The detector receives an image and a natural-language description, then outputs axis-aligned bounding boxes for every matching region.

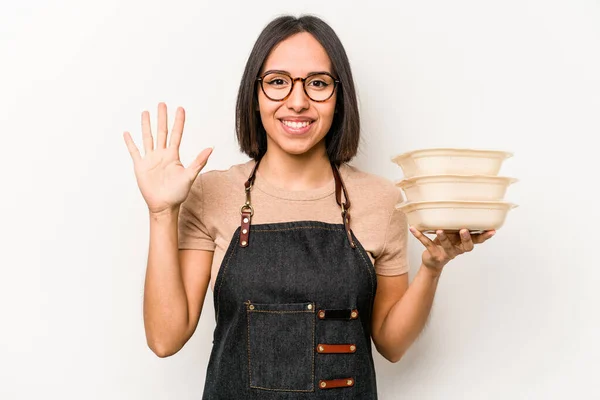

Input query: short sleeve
[178,174,216,251]
[374,192,410,276]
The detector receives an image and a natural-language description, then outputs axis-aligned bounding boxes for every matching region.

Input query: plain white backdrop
[1,0,599,398]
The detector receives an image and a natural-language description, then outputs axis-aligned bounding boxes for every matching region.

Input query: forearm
[143,208,189,356]
[376,265,442,362]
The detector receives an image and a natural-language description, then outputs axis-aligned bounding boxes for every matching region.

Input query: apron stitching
[354,239,376,299]
[246,308,252,388]
[312,308,316,391]
[246,305,317,393]
[247,310,314,314]
[251,226,343,233]
[352,238,379,391]
[249,386,314,392]
[215,229,240,324]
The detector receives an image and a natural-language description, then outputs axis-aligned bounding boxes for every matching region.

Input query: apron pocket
[245,301,315,392]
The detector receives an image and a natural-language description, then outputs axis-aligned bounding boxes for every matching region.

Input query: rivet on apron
[317,309,358,320]
[241,241,247,246]
[243,218,249,224]
[318,378,355,389]
[316,344,357,353]
[307,304,313,310]
[248,304,254,310]
[242,229,247,234]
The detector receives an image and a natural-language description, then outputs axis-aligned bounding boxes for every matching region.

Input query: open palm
[410,227,496,274]
[123,103,212,214]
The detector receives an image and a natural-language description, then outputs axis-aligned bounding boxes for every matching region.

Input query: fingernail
[409,226,416,233]
[460,230,469,237]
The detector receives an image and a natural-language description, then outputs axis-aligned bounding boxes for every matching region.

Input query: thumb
[186,147,213,180]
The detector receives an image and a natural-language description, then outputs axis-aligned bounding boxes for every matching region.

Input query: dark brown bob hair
[235,14,360,164]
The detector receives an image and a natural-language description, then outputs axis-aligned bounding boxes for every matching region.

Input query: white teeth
[282,120,311,129]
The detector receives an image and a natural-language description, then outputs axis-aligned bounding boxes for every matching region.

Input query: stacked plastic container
[391,148,518,234]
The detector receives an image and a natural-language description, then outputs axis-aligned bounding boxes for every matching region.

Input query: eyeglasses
[257,70,340,102]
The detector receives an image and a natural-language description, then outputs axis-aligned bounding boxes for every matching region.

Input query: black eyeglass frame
[256,70,340,102]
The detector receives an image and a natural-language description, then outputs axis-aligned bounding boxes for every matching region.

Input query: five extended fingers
[124,103,193,164]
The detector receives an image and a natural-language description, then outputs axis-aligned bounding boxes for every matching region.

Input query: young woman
[123,14,494,399]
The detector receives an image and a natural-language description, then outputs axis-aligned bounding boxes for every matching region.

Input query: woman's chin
[265,129,328,158]
[271,139,324,157]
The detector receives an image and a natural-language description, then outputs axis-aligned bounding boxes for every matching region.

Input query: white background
[1,0,599,399]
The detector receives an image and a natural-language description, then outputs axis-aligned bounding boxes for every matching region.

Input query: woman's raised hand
[123,103,213,215]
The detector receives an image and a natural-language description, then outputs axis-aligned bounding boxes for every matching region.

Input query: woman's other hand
[123,103,213,215]
[409,227,496,275]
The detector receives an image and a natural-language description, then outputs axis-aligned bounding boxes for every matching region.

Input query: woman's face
[257,32,337,158]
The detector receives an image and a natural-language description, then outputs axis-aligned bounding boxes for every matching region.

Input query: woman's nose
[285,80,310,112]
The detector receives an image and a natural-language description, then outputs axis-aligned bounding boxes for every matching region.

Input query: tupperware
[396,174,518,202]
[395,200,518,234]
[391,148,513,179]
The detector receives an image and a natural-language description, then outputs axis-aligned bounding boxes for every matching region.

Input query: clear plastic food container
[395,200,518,234]
[396,174,518,202]
[391,148,513,179]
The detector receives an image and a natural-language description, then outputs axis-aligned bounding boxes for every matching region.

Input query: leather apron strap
[239,158,356,249]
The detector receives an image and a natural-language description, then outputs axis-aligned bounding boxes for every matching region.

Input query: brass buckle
[240,204,254,217]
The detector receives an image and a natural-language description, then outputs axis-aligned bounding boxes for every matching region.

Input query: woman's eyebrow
[262,69,333,76]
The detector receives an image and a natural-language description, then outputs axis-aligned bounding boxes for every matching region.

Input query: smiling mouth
[280,120,314,129]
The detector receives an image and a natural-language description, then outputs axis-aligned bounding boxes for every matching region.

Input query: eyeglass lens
[261,72,335,101]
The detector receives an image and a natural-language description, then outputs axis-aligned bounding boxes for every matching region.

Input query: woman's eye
[268,79,287,86]
[308,80,328,88]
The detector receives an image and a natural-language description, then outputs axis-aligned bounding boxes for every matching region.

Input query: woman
[123,14,494,399]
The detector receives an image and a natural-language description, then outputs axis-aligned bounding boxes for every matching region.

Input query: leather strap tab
[316,344,357,354]
[319,378,355,389]
[239,158,261,248]
[317,309,359,320]
[239,210,251,247]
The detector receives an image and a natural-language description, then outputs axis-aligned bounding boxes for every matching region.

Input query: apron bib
[202,160,379,399]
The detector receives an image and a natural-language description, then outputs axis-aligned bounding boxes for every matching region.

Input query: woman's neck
[257,146,333,191]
